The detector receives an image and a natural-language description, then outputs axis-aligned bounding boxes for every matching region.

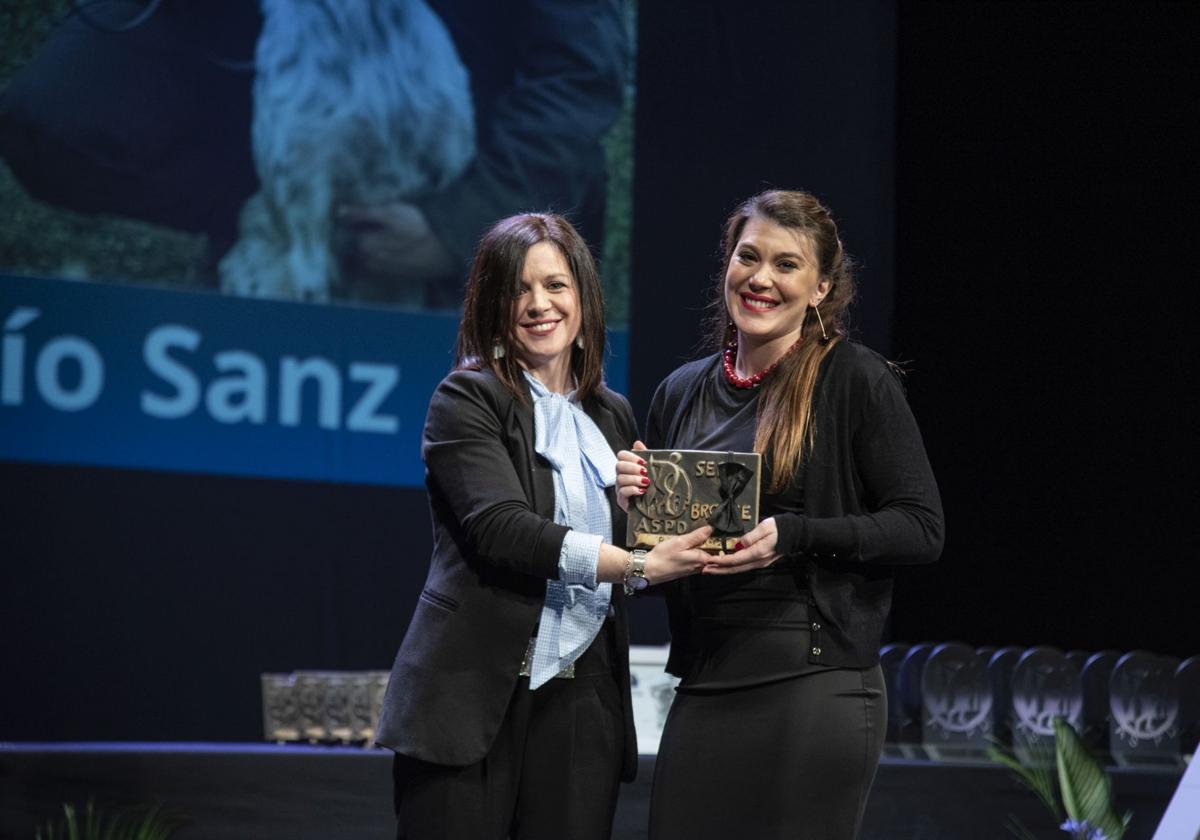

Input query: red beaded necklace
[722,336,804,389]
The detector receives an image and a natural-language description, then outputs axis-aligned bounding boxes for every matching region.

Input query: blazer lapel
[583,394,631,547]
[511,380,557,521]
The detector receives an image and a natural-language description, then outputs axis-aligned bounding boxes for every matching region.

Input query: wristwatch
[623,549,649,596]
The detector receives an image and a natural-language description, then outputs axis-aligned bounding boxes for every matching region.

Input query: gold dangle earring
[814,305,830,344]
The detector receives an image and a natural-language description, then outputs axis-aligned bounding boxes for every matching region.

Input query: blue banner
[0,275,629,487]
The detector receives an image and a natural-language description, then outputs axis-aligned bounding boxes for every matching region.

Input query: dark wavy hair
[708,190,858,492]
[455,213,606,400]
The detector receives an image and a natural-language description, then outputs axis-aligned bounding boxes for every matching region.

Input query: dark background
[3,0,1198,741]
[888,0,1198,657]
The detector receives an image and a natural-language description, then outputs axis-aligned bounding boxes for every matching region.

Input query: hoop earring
[814,305,830,344]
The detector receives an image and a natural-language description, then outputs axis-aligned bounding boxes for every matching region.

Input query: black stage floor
[0,743,1182,839]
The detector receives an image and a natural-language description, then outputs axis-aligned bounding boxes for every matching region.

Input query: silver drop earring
[576,334,585,350]
[493,341,506,359]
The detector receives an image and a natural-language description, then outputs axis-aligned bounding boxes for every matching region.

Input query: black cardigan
[645,340,944,673]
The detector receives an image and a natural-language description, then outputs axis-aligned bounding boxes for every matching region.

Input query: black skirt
[649,664,887,840]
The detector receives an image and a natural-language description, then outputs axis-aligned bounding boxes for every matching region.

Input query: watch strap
[623,549,649,595]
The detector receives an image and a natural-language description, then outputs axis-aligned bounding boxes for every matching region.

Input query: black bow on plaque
[705,461,754,535]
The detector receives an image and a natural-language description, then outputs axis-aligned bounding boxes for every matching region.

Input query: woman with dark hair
[374,212,712,840]
[616,190,944,839]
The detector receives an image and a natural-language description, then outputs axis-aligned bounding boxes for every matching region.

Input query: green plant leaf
[1054,717,1125,840]
[84,799,103,840]
[34,798,183,840]
[1003,813,1041,840]
[1016,728,1063,819]
[63,802,78,840]
[134,803,176,840]
[988,738,1061,820]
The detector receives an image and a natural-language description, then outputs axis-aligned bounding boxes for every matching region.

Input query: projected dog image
[218,0,475,304]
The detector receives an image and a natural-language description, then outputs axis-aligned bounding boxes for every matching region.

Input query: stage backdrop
[1,0,636,741]
[7,0,1196,750]
[4,0,904,743]
[0,0,634,488]
[9,0,1196,750]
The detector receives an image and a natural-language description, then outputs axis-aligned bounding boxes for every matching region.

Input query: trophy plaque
[626,450,761,552]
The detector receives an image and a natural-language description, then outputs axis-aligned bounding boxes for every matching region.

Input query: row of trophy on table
[883,641,1200,765]
[260,646,1200,761]
[261,670,389,745]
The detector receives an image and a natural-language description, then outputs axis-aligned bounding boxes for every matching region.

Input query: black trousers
[649,665,887,840]
[393,625,624,840]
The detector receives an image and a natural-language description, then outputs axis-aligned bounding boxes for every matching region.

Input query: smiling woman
[455,213,609,402]
[373,212,714,840]
[612,189,944,840]
[510,240,582,391]
[724,215,830,377]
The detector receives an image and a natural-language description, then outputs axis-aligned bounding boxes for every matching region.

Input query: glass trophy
[260,672,300,743]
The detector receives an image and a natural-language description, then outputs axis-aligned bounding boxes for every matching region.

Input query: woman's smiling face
[510,240,581,375]
[724,215,830,354]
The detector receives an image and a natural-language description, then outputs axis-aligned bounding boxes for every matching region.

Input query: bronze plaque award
[627,450,761,551]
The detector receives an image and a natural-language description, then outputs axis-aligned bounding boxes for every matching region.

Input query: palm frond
[1003,813,1041,840]
[1054,718,1125,840]
[988,738,1062,820]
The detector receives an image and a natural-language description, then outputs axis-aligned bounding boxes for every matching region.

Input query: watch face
[631,575,649,591]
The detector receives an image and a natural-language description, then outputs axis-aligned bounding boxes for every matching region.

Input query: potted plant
[34,797,182,840]
[988,717,1130,840]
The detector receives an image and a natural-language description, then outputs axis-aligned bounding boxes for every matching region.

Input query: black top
[670,361,827,690]
[646,340,944,677]
[673,359,804,522]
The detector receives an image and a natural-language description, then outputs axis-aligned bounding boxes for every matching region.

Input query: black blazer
[375,368,639,781]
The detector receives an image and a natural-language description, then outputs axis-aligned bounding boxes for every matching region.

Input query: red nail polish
[641,477,650,485]
[640,468,647,476]
[637,459,645,466]
[639,488,646,494]
[734,542,744,551]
